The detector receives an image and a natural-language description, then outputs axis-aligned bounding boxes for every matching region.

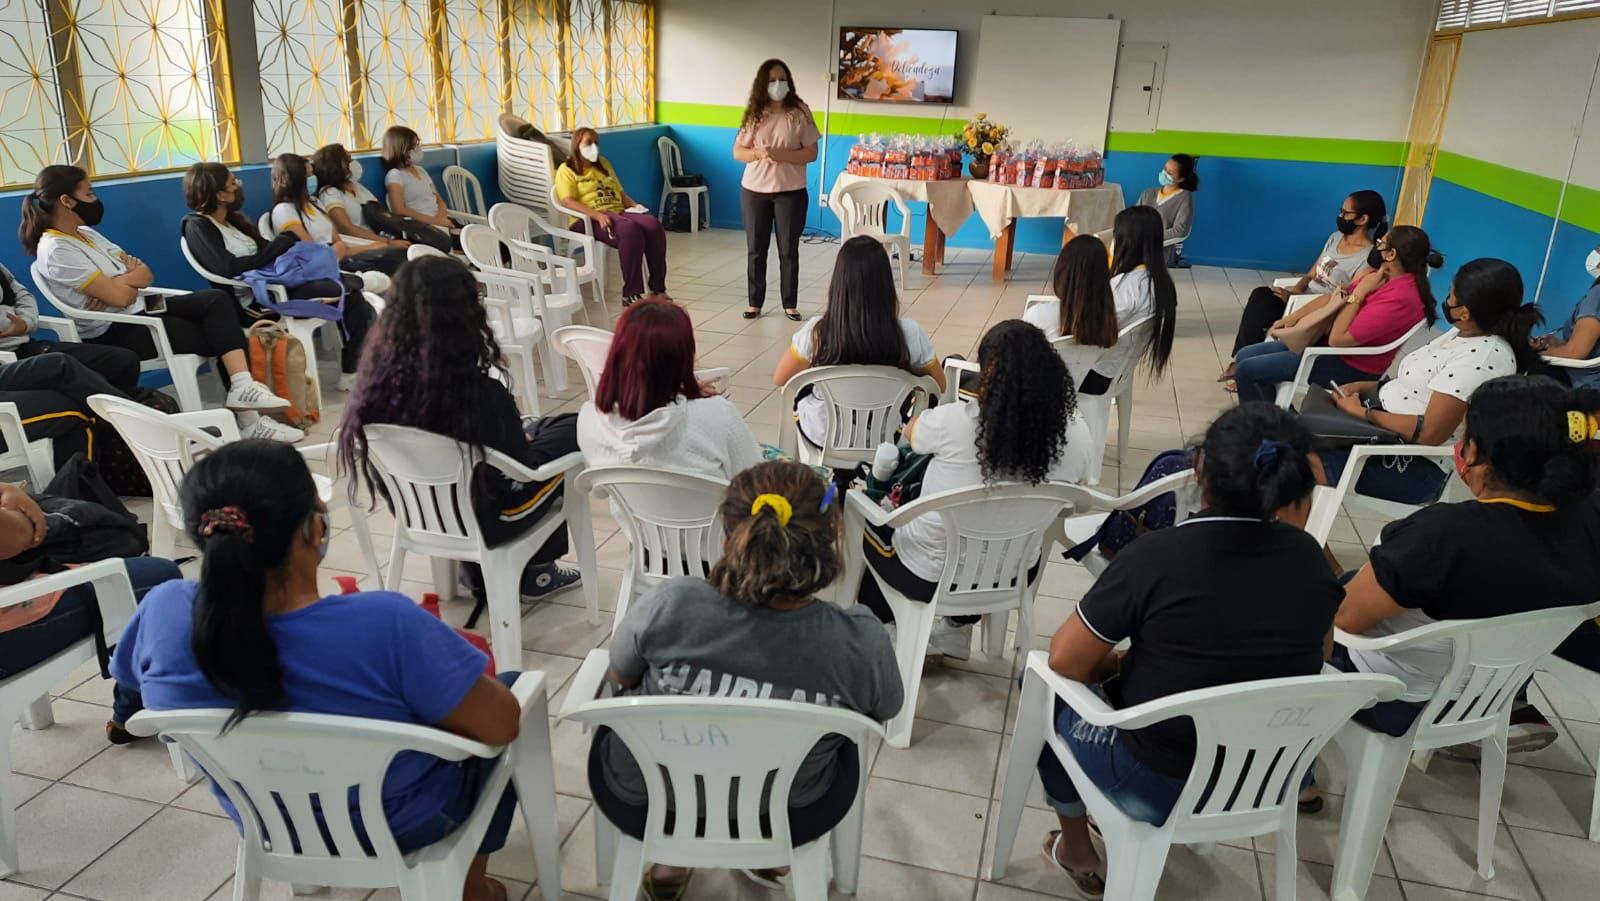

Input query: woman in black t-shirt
[1037,403,1341,897]
[1305,375,1600,791]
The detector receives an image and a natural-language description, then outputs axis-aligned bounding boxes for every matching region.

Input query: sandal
[1222,380,1237,394]
[784,309,802,322]
[641,868,693,900]
[737,867,789,890]
[1216,362,1237,382]
[622,295,642,307]
[1041,831,1106,899]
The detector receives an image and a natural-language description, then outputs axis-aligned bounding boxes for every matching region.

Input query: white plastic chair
[441,165,489,226]
[835,181,911,290]
[1537,652,1600,842]
[495,118,557,216]
[548,324,730,402]
[462,223,590,394]
[179,236,345,408]
[1053,469,1199,579]
[1300,444,1466,547]
[575,465,728,630]
[1329,602,1600,899]
[656,136,709,232]
[0,559,139,876]
[358,423,597,664]
[991,650,1405,901]
[777,365,937,470]
[548,187,616,305]
[839,482,1084,748]
[1272,318,1427,408]
[29,262,206,412]
[488,202,607,310]
[468,266,545,418]
[1541,352,1600,376]
[1017,296,1116,389]
[0,401,55,487]
[86,394,381,579]
[126,672,564,901]
[559,649,885,901]
[1077,314,1156,487]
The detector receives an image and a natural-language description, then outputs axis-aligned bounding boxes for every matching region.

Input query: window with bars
[0,0,236,188]
[1436,0,1600,31]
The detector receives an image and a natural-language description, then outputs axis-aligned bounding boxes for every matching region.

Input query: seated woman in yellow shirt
[553,127,669,307]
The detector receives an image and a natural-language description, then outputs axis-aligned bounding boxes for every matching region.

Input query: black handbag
[1297,386,1403,450]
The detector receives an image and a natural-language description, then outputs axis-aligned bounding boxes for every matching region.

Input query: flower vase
[969,157,990,180]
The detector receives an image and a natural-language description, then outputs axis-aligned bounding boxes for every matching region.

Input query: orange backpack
[245,320,320,427]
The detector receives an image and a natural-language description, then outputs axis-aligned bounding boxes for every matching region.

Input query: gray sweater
[1136,186,1194,245]
[0,264,40,352]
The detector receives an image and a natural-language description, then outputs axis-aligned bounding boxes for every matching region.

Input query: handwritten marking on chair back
[655,721,732,747]
[1266,706,1315,729]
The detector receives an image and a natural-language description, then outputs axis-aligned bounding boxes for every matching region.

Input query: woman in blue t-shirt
[111,440,522,901]
[1532,245,1600,388]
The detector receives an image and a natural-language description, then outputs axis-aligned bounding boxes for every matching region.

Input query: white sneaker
[225,379,290,411]
[358,271,391,294]
[337,372,357,392]
[928,617,973,660]
[239,413,304,443]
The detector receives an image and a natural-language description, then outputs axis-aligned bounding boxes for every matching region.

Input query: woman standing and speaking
[734,58,820,321]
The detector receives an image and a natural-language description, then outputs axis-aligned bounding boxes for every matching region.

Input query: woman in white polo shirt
[733,58,820,321]
[267,154,407,279]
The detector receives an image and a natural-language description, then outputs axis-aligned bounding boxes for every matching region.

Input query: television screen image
[837,27,958,104]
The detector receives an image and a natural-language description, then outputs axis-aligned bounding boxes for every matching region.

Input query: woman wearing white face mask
[1135,153,1198,268]
[380,125,455,235]
[1532,246,1600,389]
[554,127,669,307]
[733,58,820,321]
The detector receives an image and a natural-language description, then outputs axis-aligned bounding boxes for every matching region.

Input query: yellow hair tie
[1568,411,1600,444]
[750,493,793,527]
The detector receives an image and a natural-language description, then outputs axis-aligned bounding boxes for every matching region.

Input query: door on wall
[1395,34,1461,226]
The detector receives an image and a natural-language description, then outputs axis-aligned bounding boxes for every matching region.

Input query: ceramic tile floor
[7,227,1598,900]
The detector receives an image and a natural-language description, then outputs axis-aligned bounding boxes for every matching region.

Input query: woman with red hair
[577,300,762,479]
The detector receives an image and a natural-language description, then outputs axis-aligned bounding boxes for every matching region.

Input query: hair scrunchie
[1253,438,1292,475]
[1567,411,1600,445]
[198,506,254,543]
[750,493,793,527]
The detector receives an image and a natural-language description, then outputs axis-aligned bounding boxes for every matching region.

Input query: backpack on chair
[245,320,320,427]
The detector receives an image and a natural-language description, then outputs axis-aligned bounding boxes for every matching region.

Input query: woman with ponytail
[593,460,901,896]
[1297,375,1600,787]
[109,440,524,901]
[1035,403,1341,897]
[1084,205,1178,395]
[858,320,1094,659]
[1319,257,1542,503]
[1222,189,1388,376]
[1231,224,1437,403]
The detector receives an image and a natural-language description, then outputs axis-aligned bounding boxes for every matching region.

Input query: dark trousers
[0,353,130,466]
[89,289,246,362]
[284,274,374,373]
[341,246,409,277]
[1,556,182,723]
[582,212,667,298]
[14,340,140,395]
[1233,286,1289,357]
[1556,619,1600,672]
[742,188,807,310]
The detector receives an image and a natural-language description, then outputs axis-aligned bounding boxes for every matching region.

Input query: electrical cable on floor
[801,228,839,245]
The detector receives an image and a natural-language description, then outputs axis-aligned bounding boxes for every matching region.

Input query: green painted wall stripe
[1433,151,1564,219]
[1557,181,1600,234]
[656,101,1405,167]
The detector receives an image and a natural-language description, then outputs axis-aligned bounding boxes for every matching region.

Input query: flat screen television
[837,27,958,104]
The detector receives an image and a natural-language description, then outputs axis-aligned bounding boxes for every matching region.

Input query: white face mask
[580,143,600,163]
[767,80,790,102]
[349,159,364,181]
[1587,249,1600,279]
[406,149,422,167]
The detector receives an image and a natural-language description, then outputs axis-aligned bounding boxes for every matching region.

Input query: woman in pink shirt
[1233,226,1439,403]
[734,58,821,321]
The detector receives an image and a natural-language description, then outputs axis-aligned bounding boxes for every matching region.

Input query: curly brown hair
[708,461,840,608]
[740,58,805,131]
[974,320,1076,485]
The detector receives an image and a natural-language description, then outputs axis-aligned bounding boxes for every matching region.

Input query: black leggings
[14,339,139,395]
[0,353,129,465]
[342,246,408,277]
[89,289,245,362]
[285,274,374,373]
[1232,286,1288,357]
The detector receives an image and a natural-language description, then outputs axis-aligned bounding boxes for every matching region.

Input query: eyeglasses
[1337,209,1358,219]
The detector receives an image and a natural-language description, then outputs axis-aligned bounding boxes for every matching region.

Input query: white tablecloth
[967,180,1125,240]
[828,174,977,236]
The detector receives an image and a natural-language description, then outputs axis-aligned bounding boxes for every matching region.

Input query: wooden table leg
[922,215,939,276]
[936,227,947,265]
[992,223,1015,282]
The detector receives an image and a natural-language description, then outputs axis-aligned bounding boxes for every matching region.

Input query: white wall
[1439,19,1600,180]
[656,0,1434,141]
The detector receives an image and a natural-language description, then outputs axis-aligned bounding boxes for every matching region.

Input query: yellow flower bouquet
[955,113,1009,178]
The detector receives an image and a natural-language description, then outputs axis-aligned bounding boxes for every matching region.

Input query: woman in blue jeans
[1034,404,1342,897]
[0,485,180,742]
[109,440,523,901]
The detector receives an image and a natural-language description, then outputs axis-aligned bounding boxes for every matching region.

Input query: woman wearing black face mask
[1220,190,1388,382]
[21,165,303,442]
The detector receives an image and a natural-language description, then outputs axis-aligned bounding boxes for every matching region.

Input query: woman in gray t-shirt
[591,460,902,895]
[1221,189,1388,380]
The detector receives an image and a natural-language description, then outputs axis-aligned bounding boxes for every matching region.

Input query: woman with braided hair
[110,439,524,901]
[857,319,1095,659]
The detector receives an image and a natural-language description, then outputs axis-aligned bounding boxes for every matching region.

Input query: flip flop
[737,867,789,891]
[641,869,693,901]
[1041,830,1106,899]
[1222,380,1238,394]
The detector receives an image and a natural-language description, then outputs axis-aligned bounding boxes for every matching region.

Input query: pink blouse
[734,104,821,194]
[1342,273,1425,375]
